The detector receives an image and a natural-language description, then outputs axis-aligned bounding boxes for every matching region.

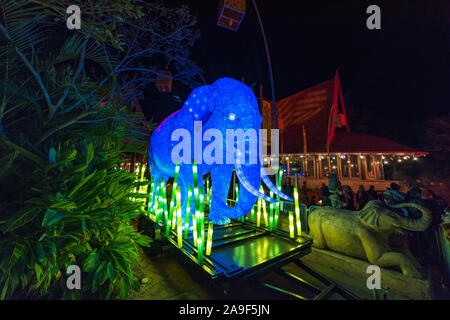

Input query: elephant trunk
[391,202,432,231]
[260,164,293,201]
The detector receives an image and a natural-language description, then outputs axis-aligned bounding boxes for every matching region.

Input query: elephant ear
[357,201,383,229]
[183,84,216,123]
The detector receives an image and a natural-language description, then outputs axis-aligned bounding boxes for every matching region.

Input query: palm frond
[0,0,47,54]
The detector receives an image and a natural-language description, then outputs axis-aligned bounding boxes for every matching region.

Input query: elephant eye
[228,113,236,121]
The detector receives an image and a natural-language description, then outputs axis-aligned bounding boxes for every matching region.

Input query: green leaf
[85,143,94,164]
[47,149,77,170]
[81,219,87,237]
[1,279,9,300]
[68,170,97,198]
[93,261,107,292]
[42,209,64,226]
[3,138,45,168]
[9,242,26,269]
[127,193,150,199]
[83,249,98,272]
[44,240,56,258]
[134,235,152,247]
[119,278,127,300]
[34,264,42,281]
[106,262,114,282]
[35,243,45,262]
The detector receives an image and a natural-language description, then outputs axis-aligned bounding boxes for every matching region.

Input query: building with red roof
[260,71,428,191]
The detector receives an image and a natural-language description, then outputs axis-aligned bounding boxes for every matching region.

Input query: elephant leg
[209,165,234,225]
[375,252,422,278]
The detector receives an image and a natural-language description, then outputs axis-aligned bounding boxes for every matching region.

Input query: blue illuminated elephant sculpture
[149,77,292,226]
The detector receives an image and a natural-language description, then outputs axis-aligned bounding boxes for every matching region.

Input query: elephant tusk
[260,164,294,201]
[235,161,277,203]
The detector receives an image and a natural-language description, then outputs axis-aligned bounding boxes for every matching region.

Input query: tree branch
[54,39,88,110]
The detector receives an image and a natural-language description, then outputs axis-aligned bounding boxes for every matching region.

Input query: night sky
[145,0,450,148]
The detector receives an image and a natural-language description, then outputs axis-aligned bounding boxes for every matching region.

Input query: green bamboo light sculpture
[199,187,206,245]
[263,199,268,226]
[193,212,198,247]
[289,210,295,238]
[176,186,183,248]
[169,162,180,230]
[274,168,283,230]
[206,221,214,256]
[148,179,155,218]
[159,178,167,222]
[197,187,205,265]
[192,161,199,247]
[269,190,274,231]
[208,179,212,207]
[256,197,262,228]
[294,187,302,236]
[184,186,192,239]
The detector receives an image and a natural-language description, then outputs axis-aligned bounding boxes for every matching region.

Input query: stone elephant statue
[308,200,431,278]
[149,77,292,226]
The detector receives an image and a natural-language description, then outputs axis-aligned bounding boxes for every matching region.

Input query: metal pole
[252,0,277,130]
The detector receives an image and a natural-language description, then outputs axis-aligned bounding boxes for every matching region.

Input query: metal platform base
[140,215,311,283]
[259,260,359,300]
[139,214,359,299]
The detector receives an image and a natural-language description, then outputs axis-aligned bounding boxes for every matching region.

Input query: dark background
[144,0,450,150]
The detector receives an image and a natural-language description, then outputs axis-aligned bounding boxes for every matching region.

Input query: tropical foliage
[0,0,200,299]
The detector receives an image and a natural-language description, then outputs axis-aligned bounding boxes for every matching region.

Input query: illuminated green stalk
[160,178,167,217]
[275,198,280,229]
[269,191,274,231]
[148,179,155,217]
[294,187,301,236]
[192,160,200,248]
[154,184,160,223]
[197,187,205,265]
[199,187,205,246]
[159,179,172,238]
[169,161,180,230]
[262,198,268,226]
[256,198,261,227]
[197,235,204,265]
[205,178,210,208]
[236,183,243,221]
[171,205,177,230]
[193,214,198,247]
[259,186,269,226]
[184,186,192,239]
[140,164,146,182]
[206,221,214,256]
[274,168,283,229]
[251,205,255,222]
[176,186,183,249]
[289,211,295,238]
[159,178,167,225]
[134,163,140,194]
[208,179,212,208]
[193,160,199,213]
